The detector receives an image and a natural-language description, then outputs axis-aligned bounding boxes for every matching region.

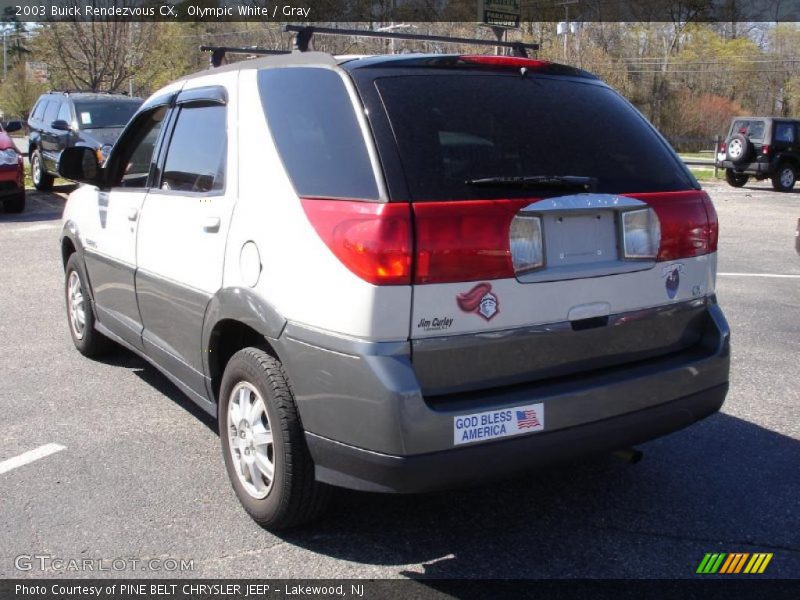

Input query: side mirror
[3,120,22,133]
[59,146,104,187]
[51,119,71,132]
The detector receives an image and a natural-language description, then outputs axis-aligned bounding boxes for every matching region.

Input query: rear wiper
[465,175,597,192]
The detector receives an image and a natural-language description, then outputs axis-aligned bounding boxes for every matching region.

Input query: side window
[258,68,379,200]
[109,106,168,189]
[31,100,48,121]
[43,100,60,125]
[775,123,796,143]
[57,102,72,125]
[159,104,226,193]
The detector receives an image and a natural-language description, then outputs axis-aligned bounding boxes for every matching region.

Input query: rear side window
[258,68,379,200]
[774,122,796,143]
[374,74,694,200]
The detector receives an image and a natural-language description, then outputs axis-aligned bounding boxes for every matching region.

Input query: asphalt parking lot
[0,181,798,580]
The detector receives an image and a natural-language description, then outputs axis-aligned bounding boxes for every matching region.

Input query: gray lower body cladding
[278,300,730,492]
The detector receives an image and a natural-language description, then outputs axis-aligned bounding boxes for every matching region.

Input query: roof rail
[283,25,539,57]
[200,45,291,68]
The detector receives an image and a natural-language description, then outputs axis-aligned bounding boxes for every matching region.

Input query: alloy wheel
[67,270,86,340]
[227,382,275,499]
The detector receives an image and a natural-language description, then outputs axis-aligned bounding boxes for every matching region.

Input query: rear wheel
[219,348,331,529]
[65,254,114,357]
[2,190,25,213]
[725,169,749,188]
[31,149,54,191]
[771,163,796,192]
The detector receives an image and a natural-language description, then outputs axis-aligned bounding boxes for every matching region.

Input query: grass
[679,151,716,160]
[689,167,724,182]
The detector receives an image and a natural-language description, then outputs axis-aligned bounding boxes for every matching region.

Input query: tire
[2,190,25,213]
[726,134,751,165]
[64,253,114,358]
[725,169,749,188]
[31,148,54,191]
[771,163,796,192]
[219,348,331,529]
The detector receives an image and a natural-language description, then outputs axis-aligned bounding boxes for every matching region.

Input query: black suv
[716,117,798,192]
[27,91,142,191]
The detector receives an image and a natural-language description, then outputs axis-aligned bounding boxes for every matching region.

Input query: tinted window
[111,106,167,188]
[732,119,765,141]
[258,68,379,200]
[73,99,142,129]
[375,74,694,200]
[31,100,48,121]
[775,122,796,143]
[160,104,226,193]
[43,100,60,124]
[57,102,72,124]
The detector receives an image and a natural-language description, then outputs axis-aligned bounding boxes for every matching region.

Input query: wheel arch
[60,221,83,269]
[202,288,287,403]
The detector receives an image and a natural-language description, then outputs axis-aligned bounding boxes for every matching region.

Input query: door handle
[203,217,221,233]
[127,207,138,221]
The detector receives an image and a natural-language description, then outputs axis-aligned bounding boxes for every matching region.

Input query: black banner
[2,580,800,600]
[2,0,800,23]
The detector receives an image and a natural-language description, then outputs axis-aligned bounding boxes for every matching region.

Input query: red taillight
[762,144,770,155]
[300,198,412,285]
[625,191,717,260]
[719,142,726,153]
[413,199,530,284]
[459,55,550,69]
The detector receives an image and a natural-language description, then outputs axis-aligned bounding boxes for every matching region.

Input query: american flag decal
[516,409,541,429]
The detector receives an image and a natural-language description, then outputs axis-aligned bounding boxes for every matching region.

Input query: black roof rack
[284,25,539,58]
[200,45,291,68]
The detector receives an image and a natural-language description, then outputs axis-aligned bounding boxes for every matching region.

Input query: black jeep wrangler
[716,117,798,192]
[27,91,142,191]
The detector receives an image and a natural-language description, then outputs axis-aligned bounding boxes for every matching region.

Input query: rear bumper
[716,159,772,175]
[277,300,730,493]
[306,383,727,493]
[0,165,23,195]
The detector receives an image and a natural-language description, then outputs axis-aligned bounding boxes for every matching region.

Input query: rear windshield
[374,74,693,200]
[73,99,142,130]
[730,119,766,141]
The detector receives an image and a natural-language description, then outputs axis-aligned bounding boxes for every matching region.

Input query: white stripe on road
[718,272,800,279]
[0,444,66,475]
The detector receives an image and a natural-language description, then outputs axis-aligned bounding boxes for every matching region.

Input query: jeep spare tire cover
[726,134,751,165]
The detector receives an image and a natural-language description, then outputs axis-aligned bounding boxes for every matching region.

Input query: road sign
[478,0,521,29]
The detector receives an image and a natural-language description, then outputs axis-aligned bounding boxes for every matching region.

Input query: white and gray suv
[58,50,730,529]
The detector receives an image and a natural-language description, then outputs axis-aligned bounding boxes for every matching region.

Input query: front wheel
[219,348,331,529]
[31,149,54,191]
[725,169,749,188]
[65,254,114,357]
[771,163,796,192]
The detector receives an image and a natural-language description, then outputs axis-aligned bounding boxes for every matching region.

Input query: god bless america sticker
[453,403,545,445]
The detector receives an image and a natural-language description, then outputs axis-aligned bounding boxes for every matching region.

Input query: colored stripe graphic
[697,553,726,573]
[719,554,736,574]
[698,552,773,574]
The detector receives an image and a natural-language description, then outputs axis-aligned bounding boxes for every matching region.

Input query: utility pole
[556,0,578,61]
[2,29,7,79]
